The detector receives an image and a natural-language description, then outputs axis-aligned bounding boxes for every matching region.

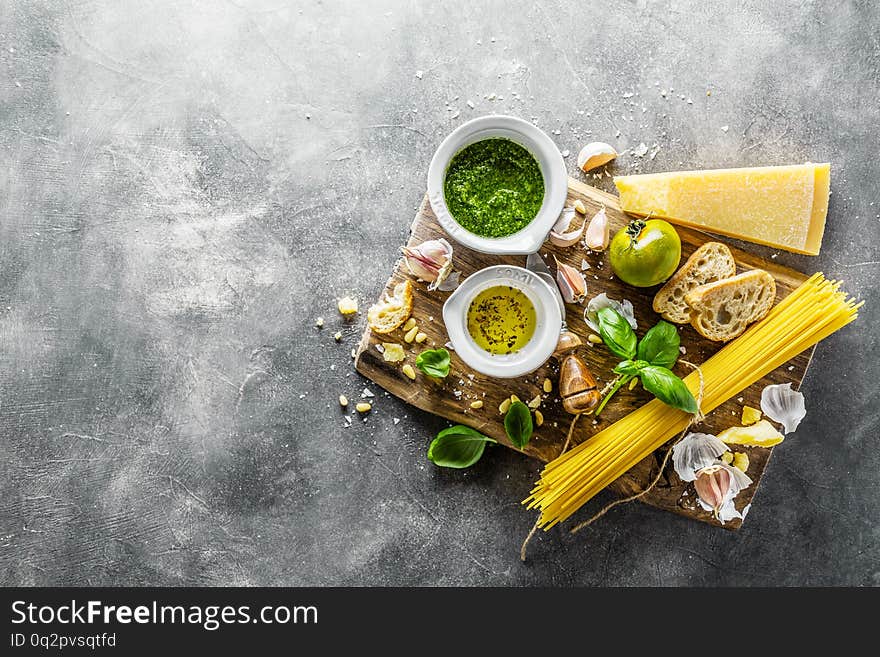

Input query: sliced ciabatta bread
[685,269,776,342]
[367,280,413,334]
[653,242,736,323]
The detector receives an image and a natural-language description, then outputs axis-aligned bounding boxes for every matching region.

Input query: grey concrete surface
[1,0,878,586]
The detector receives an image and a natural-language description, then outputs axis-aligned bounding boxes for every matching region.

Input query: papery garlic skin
[583,207,610,251]
[549,207,586,247]
[760,382,806,434]
[583,293,637,333]
[673,432,728,482]
[401,239,456,291]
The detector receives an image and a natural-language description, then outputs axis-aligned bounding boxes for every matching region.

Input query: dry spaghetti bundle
[525,273,861,530]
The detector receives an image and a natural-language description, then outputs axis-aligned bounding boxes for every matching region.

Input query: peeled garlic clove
[583,293,637,333]
[554,256,587,304]
[583,206,610,251]
[577,142,618,172]
[760,382,806,434]
[672,432,728,482]
[401,238,458,291]
[549,207,586,247]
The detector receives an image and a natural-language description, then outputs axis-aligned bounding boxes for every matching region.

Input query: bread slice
[685,269,776,341]
[367,280,413,334]
[653,242,736,323]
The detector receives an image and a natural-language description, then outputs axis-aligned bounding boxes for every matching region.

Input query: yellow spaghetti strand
[525,274,860,529]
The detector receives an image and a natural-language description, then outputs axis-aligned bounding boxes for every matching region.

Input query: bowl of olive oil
[427,115,568,255]
[443,265,563,378]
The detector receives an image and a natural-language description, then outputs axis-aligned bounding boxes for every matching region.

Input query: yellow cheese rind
[614,163,830,255]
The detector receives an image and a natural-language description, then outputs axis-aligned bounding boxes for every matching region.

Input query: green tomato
[609,219,681,287]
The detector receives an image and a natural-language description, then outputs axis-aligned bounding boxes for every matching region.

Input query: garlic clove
[401,238,456,290]
[583,206,610,251]
[577,142,618,172]
[694,462,752,521]
[760,382,806,434]
[554,256,587,304]
[693,464,731,513]
[583,293,638,333]
[549,207,586,247]
[672,432,728,482]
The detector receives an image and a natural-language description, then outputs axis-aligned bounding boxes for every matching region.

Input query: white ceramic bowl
[427,115,568,255]
[442,265,563,379]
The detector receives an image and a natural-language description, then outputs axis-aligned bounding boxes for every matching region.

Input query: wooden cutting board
[355,178,814,529]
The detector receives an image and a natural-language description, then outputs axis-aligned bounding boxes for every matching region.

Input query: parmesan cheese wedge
[614,163,830,255]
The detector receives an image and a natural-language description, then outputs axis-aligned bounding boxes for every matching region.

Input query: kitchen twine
[520,360,705,562]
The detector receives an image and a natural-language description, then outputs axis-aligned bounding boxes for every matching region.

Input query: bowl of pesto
[427,115,568,255]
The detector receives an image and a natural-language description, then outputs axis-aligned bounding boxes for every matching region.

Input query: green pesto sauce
[443,138,544,238]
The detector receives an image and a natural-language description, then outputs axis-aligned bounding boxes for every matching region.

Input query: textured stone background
[1,0,877,586]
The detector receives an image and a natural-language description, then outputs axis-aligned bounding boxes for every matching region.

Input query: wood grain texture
[355,178,815,529]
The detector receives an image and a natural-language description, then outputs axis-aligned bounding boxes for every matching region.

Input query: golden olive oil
[467,285,537,355]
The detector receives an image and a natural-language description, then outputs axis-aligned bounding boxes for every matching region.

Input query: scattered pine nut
[355,402,371,413]
[527,394,541,409]
[339,394,349,407]
[337,297,358,315]
[499,398,511,414]
[470,400,484,409]
[334,331,342,342]
[534,410,544,426]
[404,326,419,343]
[573,199,587,214]
[415,331,428,343]
[587,334,602,344]
[628,377,638,390]
[403,318,417,332]
[543,378,552,393]
[402,364,416,380]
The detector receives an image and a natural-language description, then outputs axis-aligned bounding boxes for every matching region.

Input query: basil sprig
[503,401,533,449]
[427,425,496,468]
[415,348,451,378]
[595,308,698,416]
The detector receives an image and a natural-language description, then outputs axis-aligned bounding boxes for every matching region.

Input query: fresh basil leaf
[639,365,699,414]
[613,359,649,376]
[504,401,533,449]
[427,425,497,468]
[415,348,451,378]
[637,320,680,369]
[597,307,637,360]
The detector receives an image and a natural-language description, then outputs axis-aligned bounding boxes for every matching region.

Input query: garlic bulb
[760,382,806,434]
[549,207,586,247]
[672,432,728,482]
[554,256,587,304]
[401,239,458,291]
[583,293,637,333]
[583,206,610,251]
